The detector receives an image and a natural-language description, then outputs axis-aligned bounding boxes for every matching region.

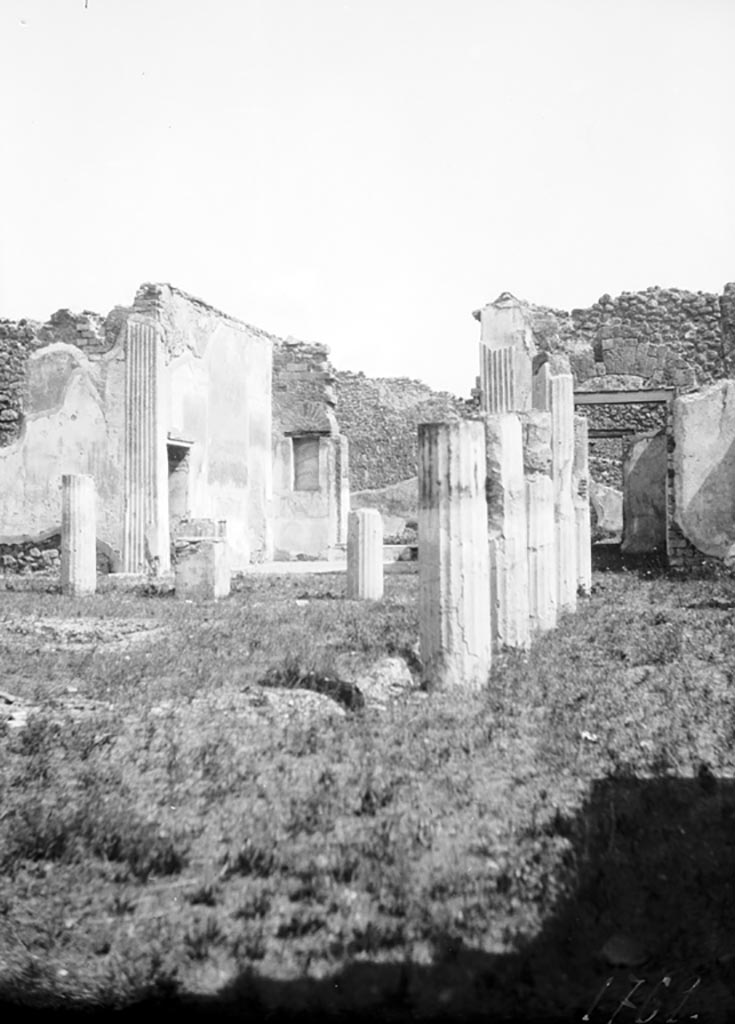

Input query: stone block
[175,539,230,600]
[590,480,623,541]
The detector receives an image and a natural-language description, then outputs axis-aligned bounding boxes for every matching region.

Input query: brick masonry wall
[272,339,338,435]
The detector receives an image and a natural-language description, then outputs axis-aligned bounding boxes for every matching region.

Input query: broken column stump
[346,508,384,600]
[418,419,492,690]
[522,411,557,634]
[61,474,97,597]
[485,414,529,650]
[573,415,592,595]
[175,519,230,600]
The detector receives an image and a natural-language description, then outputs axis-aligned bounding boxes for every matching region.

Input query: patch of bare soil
[0,616,166,652]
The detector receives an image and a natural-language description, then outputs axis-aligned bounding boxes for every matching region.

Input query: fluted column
[522,411,557,634]
[485,414,529,649]
[347,508,384,600]
[418,419,491,690]
[61,474,96,596]
[479,345,533,414]
[123,321,170,574]
[573,415,592,596]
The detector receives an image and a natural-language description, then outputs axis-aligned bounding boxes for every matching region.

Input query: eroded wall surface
[272,338,349,558]
[673,381,735,560]
[474,286,734,490]
[1,285,276,571]
[135,284,274,568]
[0,314,127,562]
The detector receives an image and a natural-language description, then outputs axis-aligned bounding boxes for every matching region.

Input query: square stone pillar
[533,360,577,613]
[485,414,529,649]
[61,474,96,597]
[347,508,384,600]
[174,519,230,600]
[522,411,557,634]
[573,415,592,595]
[418,419,491,690]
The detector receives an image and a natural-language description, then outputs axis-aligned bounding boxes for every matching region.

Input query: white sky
[1,0,733,395]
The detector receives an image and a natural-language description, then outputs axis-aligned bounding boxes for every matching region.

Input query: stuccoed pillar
[474,292,535,413]
[347,508,384,600]
[573,415,592,596]
[533,359,577,613]
[485,414,529,649]
[522,411,557,634]
[61,474,96,597]
[418,419,492,690]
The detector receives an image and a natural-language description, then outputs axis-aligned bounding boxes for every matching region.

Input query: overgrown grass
[0,569,734,1019]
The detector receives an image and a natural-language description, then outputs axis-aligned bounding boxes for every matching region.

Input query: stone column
[573,415,592,595]
[346,508,384,600]
[522,411,557,634]
[533,360,577,613]
[61,474,96,597]
[485,414,529,649]
[123,320,170,574]
[418,419,491,690]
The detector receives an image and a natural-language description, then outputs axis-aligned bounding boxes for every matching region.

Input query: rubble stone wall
[334,371,469,490]
[272,339,338,435]
[518,284,734,490]
[527,286,727,389]
[0,309,129,448]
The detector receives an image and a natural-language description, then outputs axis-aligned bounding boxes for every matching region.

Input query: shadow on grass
[592,543,668,578]
[5,777,733,1023]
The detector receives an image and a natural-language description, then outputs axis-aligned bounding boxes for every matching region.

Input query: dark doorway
[167,440,192,532]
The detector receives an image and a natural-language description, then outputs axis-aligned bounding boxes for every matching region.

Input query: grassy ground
[0,565,734,1022]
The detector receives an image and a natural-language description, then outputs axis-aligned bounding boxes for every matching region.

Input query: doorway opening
[167,437,193,533]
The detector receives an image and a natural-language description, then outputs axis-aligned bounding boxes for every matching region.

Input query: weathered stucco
[0,340,126,559]
[673,381,735,559]
[157,291,273,567]
[0,283,278,571]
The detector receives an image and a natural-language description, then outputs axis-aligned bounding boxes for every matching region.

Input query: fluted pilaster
[123,321,170,573]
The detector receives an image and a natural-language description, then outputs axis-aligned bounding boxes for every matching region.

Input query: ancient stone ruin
[0,283,350,579]
[470,286,735,572]
[417,284,735,687]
